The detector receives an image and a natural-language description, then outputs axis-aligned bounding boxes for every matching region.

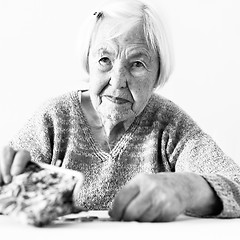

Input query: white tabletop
[1,210,238,240]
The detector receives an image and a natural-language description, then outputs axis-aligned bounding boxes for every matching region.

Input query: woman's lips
[104,95,131,104]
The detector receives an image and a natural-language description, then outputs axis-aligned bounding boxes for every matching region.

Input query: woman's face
[88,18,159,126]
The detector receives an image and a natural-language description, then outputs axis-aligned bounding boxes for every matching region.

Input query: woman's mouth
[104,95,131,104]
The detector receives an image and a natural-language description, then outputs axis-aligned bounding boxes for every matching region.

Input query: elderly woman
[1,0,240,222]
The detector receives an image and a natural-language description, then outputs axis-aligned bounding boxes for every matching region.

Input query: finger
[153,203,179,222]
[0,146,16,184]
[55,159,62,167]
[138,206,162,222]
[109,184,140,220]
[10,150,31,176]
[122,192,152,221]
[140,200,178,222]
[137,193,167,222]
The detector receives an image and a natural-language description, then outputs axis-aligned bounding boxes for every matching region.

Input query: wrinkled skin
[0,17,222,222]
[88,19,159,137]
[0,146,30,185]
[87,17,222,221]
[109,172,222,222]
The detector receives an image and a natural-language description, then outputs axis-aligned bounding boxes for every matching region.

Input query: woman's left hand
[109,172,221,222]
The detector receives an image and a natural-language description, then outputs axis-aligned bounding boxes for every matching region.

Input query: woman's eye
[99,57,111,66]
[132,61,145,68]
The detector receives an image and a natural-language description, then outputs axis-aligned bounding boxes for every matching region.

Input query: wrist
[176,172,223,216]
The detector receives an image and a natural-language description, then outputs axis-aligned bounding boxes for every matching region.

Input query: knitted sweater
[10,91,240,217]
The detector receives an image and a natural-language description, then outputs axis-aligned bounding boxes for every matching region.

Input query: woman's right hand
[0,146,31,185]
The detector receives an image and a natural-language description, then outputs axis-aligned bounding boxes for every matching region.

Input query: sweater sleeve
[174,129,240,218]
[9,102,54,164]
[155,95,240,218]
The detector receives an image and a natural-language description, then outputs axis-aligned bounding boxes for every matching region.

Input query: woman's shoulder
[44,91,79,106]
[34,91,81,118]
[149,93,185,117]
[147,93,198,129]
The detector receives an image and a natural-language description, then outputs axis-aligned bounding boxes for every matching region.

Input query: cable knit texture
[10,91,240,217]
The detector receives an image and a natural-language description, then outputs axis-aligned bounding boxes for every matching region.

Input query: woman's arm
[175,132,240,218]
[109,170,222,222]
[0,100,55,185]
[110,97,240,221]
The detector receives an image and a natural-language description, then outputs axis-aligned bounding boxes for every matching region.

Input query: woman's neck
[79,90,134,147]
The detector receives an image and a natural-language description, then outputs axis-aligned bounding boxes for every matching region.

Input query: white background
[0,0,239,163]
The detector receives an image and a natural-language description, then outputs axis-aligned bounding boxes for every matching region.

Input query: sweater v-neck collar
[70,90,150,160]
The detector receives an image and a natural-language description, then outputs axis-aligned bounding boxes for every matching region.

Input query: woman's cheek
[130,76,155,114]
[130,85,147,114]
[89,74,108,107]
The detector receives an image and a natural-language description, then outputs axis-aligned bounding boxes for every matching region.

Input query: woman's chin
[96,100,136,134]
[99,98,134,118]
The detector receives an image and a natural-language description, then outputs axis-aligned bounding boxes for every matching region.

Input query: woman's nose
[109,62,127,89]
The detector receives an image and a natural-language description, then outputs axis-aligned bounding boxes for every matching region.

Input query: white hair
[78,0,174,89]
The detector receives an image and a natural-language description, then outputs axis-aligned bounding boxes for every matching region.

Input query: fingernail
[11,167,20,176]
[55,159,62,167]
[4,175,12,184]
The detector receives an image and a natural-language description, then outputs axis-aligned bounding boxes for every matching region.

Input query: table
[1,210,239,240]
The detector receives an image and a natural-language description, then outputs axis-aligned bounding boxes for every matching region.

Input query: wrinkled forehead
[90,17,151,52]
